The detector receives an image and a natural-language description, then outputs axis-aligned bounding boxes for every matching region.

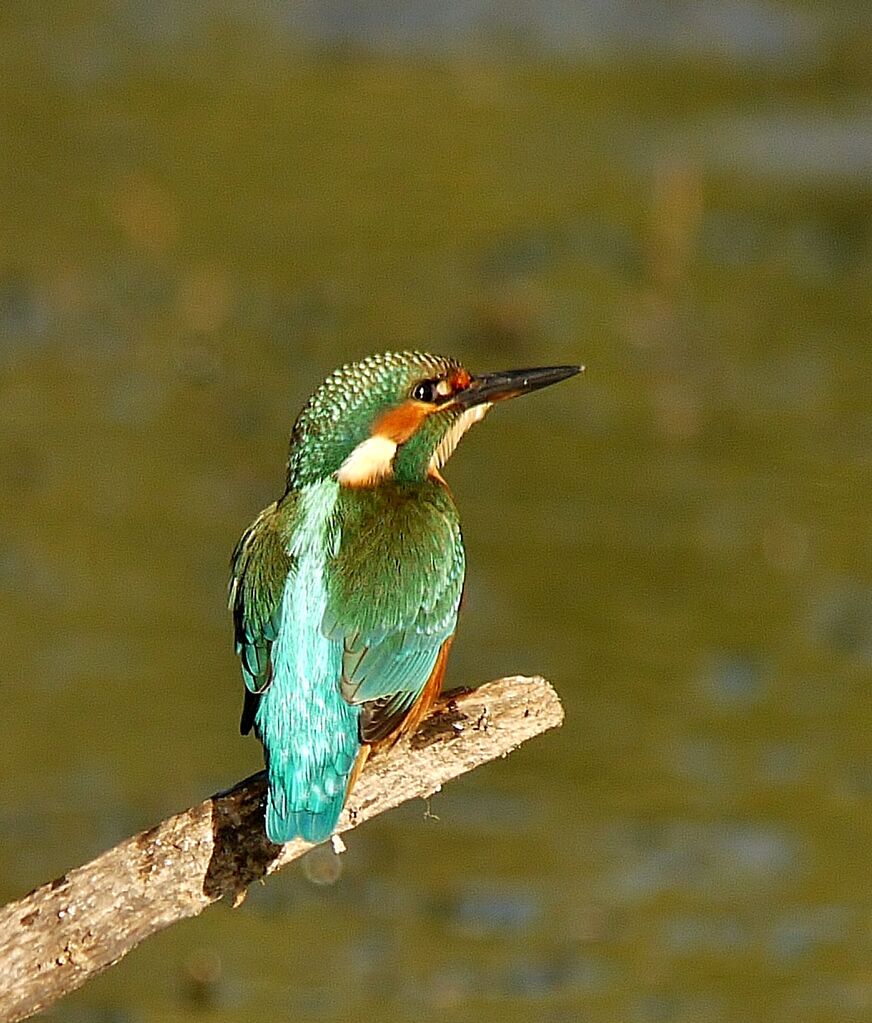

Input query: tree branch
[0,675,563,1023]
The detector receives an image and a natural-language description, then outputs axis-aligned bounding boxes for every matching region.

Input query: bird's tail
[254,621,361,844]
[276,745,371,839]
[261,714,360,844]
[265,755,353,844]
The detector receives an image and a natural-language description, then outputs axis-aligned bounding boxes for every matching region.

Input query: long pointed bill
[454,364,583,408]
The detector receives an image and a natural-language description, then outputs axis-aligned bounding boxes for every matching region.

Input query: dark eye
[412,379,439,403]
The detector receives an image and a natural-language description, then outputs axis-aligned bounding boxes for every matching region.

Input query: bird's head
[286,350,581,489]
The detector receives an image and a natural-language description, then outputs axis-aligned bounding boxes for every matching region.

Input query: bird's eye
[412,379,439,403]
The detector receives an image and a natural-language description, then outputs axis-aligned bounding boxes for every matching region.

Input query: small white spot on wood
[0,676,564,1021]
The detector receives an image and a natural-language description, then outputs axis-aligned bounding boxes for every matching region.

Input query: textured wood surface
[0,676,563,1023]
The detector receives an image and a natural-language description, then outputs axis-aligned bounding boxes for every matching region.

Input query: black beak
[455,364,583,408]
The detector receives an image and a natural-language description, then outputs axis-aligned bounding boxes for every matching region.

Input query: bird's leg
[345,743,371,802]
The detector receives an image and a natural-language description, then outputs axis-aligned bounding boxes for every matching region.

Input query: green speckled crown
[286,351,460,487]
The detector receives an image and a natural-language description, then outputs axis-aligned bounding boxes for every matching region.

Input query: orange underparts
[344,634,456,801]
[388,633,455,744]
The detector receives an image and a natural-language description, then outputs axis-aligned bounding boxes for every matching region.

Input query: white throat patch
[430,403,491,471]
[337,434,398,487]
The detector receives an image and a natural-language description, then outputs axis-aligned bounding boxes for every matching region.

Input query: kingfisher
[230,351,580,844]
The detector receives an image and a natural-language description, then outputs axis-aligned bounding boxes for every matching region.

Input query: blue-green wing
[229,502,293,734]
[232,488,361,844]
[324,482,465,742]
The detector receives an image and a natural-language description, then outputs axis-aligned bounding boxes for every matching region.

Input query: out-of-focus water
[1,4,871,1022]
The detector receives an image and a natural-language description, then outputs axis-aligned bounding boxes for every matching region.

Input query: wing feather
[229,500,294,733]
[327,482,465,743]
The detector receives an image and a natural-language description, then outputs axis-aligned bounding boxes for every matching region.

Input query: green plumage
[230,350,580,844]
[328,481,464,740]
[231,477,463,843]
[231,353,466,844]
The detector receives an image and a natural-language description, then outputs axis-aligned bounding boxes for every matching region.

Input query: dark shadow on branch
[203,772,282,904]
[0,675,564,1023]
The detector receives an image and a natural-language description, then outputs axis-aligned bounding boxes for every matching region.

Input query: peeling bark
[0,676,563,1023]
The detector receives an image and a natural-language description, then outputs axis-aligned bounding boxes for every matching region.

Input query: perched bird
[230,351,580,844]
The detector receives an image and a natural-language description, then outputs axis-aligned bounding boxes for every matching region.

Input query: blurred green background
[1,3,871,1022]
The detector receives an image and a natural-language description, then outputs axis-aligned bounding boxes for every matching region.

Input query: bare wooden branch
[0,675,563,1023]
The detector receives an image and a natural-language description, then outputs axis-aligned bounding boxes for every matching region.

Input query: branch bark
[0,675,563,1023]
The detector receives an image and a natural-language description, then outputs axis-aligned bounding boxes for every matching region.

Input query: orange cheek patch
[450,368,471,391]
[373,400,431,443]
